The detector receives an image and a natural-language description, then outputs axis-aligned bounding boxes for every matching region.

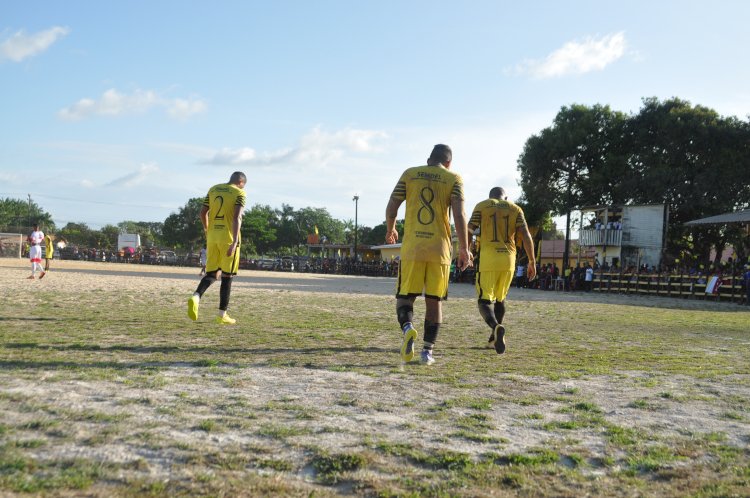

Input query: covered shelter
[684,209,750,227]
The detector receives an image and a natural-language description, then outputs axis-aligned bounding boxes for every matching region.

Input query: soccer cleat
[494,324,506,354]
[27,275,35,280]
[39,271,46,280]
[486,333,496,349]
[214,314,236,325]
[420,349,435,365]
[187,295,200,321]
[400,323,418,362]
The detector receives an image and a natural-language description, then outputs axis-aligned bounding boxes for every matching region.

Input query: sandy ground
[1,258,749,492]
[2,257,744,309]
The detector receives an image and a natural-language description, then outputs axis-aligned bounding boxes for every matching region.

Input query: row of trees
[517,97,750,266]
[0,196,402,257]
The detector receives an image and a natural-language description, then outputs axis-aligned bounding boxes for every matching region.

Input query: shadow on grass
[0,353,395,370]
[0,317,61,321]
[3,342,391,356]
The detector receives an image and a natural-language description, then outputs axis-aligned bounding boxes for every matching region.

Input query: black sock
[478,300,498,329]
[424,321,440,346]
[397,304,414,329]
[494,300,506,325]
[195,273,217,297]
[219,276,233,311]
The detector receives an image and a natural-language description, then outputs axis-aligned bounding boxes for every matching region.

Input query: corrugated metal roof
[684,209,750,225]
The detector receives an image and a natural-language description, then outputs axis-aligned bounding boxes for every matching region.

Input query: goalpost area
[0,233,23,259]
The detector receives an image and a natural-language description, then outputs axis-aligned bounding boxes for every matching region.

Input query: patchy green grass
[1,261,749,497]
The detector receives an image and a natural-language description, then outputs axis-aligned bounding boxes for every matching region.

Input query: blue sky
[2,1,749,231]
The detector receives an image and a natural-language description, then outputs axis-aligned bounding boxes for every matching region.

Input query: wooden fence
[592,272,747,304]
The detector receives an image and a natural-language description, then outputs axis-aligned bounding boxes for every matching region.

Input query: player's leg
[214,243,241,325]
[396,260,422,362]
[188,243,221,321]
[421,297,442,365]
[420,263,449,365]
[188,270,217,321]
[476,270,499,347]
[492,270,515,354]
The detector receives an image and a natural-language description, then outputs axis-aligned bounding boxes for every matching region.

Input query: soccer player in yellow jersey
[468,187,536,354]
[385,144,473,365]
[187,171,247,325]
[43,233,54,276]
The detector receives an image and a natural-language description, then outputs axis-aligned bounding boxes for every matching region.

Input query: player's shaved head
[427,144,452,166]
[489,187,506,200]
[229,171,247,185]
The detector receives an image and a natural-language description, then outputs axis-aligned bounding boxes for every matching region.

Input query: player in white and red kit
[27,223,46,280]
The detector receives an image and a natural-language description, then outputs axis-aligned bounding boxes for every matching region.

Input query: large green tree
[162,198,205,251]
[625,98,750,262]
[0,197,56,232]
[241,204,278,255]
[517,104,628,227]
[518,98,750,264]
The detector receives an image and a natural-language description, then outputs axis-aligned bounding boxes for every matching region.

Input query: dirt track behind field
[1,257,742,310]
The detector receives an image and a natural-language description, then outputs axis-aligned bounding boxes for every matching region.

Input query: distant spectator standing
[515,263,525,288]
[199,247,207,276]
[584,263,594,292]
[744,265,750,306]
[27,224,46,280]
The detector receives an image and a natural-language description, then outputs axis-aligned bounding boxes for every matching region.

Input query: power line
[0,192,175,210]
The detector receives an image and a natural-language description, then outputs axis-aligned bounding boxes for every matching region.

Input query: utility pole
[352,195,359,262]
[28,194,32,228]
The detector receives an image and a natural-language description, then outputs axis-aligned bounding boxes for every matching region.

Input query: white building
[578,204,668,269]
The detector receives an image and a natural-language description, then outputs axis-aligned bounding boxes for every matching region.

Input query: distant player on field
[27,223,46,280]
[44,233,54,273]
[468,187,536,354]
[187,171,247,325]
[385,144,473,365]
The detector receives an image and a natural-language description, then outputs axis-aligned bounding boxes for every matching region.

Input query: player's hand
[227,242,238,257]
[385,229,399,245]
[527,262,537,280]
[458,248,473,271]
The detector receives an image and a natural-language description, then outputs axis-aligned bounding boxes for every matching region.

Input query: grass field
[1,259,749,497]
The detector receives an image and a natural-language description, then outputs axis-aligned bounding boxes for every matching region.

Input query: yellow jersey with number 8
[390,165,463,264]
[203,183,246,245]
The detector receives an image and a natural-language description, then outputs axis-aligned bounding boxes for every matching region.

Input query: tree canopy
[518,98,750,264]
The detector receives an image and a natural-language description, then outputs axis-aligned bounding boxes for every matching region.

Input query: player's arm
[227,204,243,256]
[385,196,403,244]
[467,207,480,233]
[517,223,536,280]
[199,205,209,232]
[451,196,473,271]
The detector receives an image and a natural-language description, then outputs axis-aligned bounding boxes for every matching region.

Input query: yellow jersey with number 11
[203,183,246,245]
[469,198,526,272]
[390,165,464,264]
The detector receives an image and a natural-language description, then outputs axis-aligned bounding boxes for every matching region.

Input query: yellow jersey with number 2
[204,183,246,245]
[390,165,464,265]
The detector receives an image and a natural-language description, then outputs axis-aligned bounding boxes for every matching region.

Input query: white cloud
[200,126,388,166]
[167,97,208,120]
[58,88,207,121]
[0,26,69,62]
[512,32,626,79]
[105,163,159,188]
[79,179,95,188]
